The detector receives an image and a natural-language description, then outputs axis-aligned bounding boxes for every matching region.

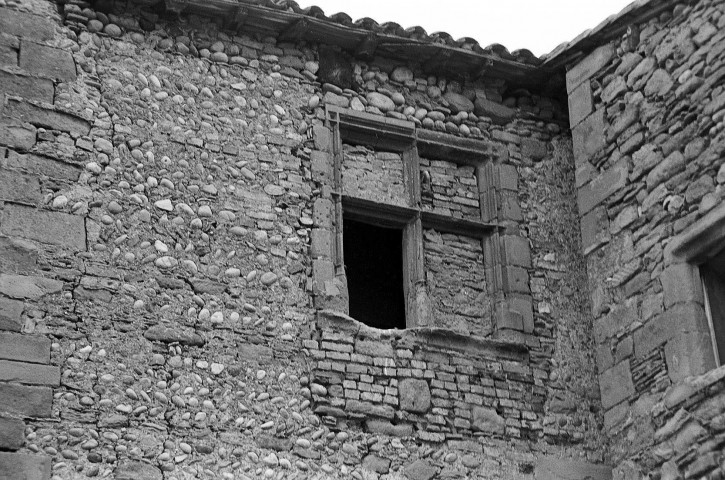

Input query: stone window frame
[310,105,533,341]
[662,202,725,381]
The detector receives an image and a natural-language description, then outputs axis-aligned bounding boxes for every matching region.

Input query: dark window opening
[343,217,406,329]
[701,245,725,367]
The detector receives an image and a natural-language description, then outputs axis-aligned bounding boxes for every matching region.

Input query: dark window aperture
[343,217,406,329]
[701,245,725,366]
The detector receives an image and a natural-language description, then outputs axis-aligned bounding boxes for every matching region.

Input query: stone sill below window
[316,309,529,364]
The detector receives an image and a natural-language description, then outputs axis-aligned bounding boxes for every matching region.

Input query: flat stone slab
[114,460,163,480]
[0,452,51,480]
[1,204,86,250]
[535,456,612,480]
[0,384,52,418]
[144,325,205,346]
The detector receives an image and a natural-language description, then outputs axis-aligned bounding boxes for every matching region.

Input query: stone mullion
[330,114,345,276]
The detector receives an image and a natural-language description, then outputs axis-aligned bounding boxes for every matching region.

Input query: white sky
[297,0,636,56]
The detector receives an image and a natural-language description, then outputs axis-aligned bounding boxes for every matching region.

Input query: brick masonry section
[420,158,480,219]
[342,144,406,207]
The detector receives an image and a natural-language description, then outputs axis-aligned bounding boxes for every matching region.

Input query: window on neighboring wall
[666,203,725,375]
[701,245,725,367]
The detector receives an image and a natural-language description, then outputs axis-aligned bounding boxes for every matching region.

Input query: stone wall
[0,0,611,479]
[420,159,480,219]
[342,145,406,207]
[424,230,491,337]
[566,0,725,476]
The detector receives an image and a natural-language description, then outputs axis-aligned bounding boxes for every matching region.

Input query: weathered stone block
[0,297,23,332]
[577,159,628,215]
[502,266,529,294]
[0,359,59,386]
[471,406,505,434]
[601,75,627,104]
[313,125,332,152]
[114,459,163,480]
[398,378,430,413]
[355,339,394,358]
[0,452,51,480]
[499,191,523,221]
[0,383,52,417]
[634,303,707,358]
[599,360,634,410]
[660,263,704,309]
[0,236,38,274]
[535,456,612,480]
[594,302,637,343]
[572,108,606,163]
[346,399,394,419]
[646,151,684,191]
[4,151,81,183]
[1,97,90,135]
[606,103,639,143]
[365,420,413,437]
[0,274,62,300]
[312,258,336,295]
[568,81,593,128]
[0,416,24,451]
[508,295,534,333]
[473,97,515,125]
[0,70,54,104]
[0,121,36,150]
[404,459,438,480]
[19,40,76,82]
[496,308,523,331]
[580,206,610,255]
[566,43,615,92]
[0,168,41,204]
[0,8,55,42]
[521,138,547,161]
[644,69,674,98]
[665,331,717,383]
[310,228,333,259]
[501,235,531,268]
[144,325,204,346]
[362,454,391,474]
[1,204,86,250]
[313,198,333,228]
[0,332,50,364]
[0,34,19,66]
[498,163,518,191]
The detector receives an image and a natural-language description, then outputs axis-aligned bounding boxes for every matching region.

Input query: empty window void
[343,217,406,329]
[701,245,725,367]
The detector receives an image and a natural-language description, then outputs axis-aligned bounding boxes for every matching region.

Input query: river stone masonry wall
[0,0,612,478]
[565,0,725,478]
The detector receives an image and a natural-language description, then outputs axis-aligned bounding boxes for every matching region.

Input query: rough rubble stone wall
[423,230,491,336]
[342,145,406,207]
[566,0,725,476]
[0,0,610,478]
[419,159,480,219]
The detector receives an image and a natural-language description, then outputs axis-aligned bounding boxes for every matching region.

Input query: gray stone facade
[0,0,722,479]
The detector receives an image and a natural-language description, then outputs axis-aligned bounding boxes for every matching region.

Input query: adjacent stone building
[0,0,722,478]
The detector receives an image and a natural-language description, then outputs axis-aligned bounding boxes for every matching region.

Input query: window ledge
[666,201,725,265]
[316,310,529,363]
